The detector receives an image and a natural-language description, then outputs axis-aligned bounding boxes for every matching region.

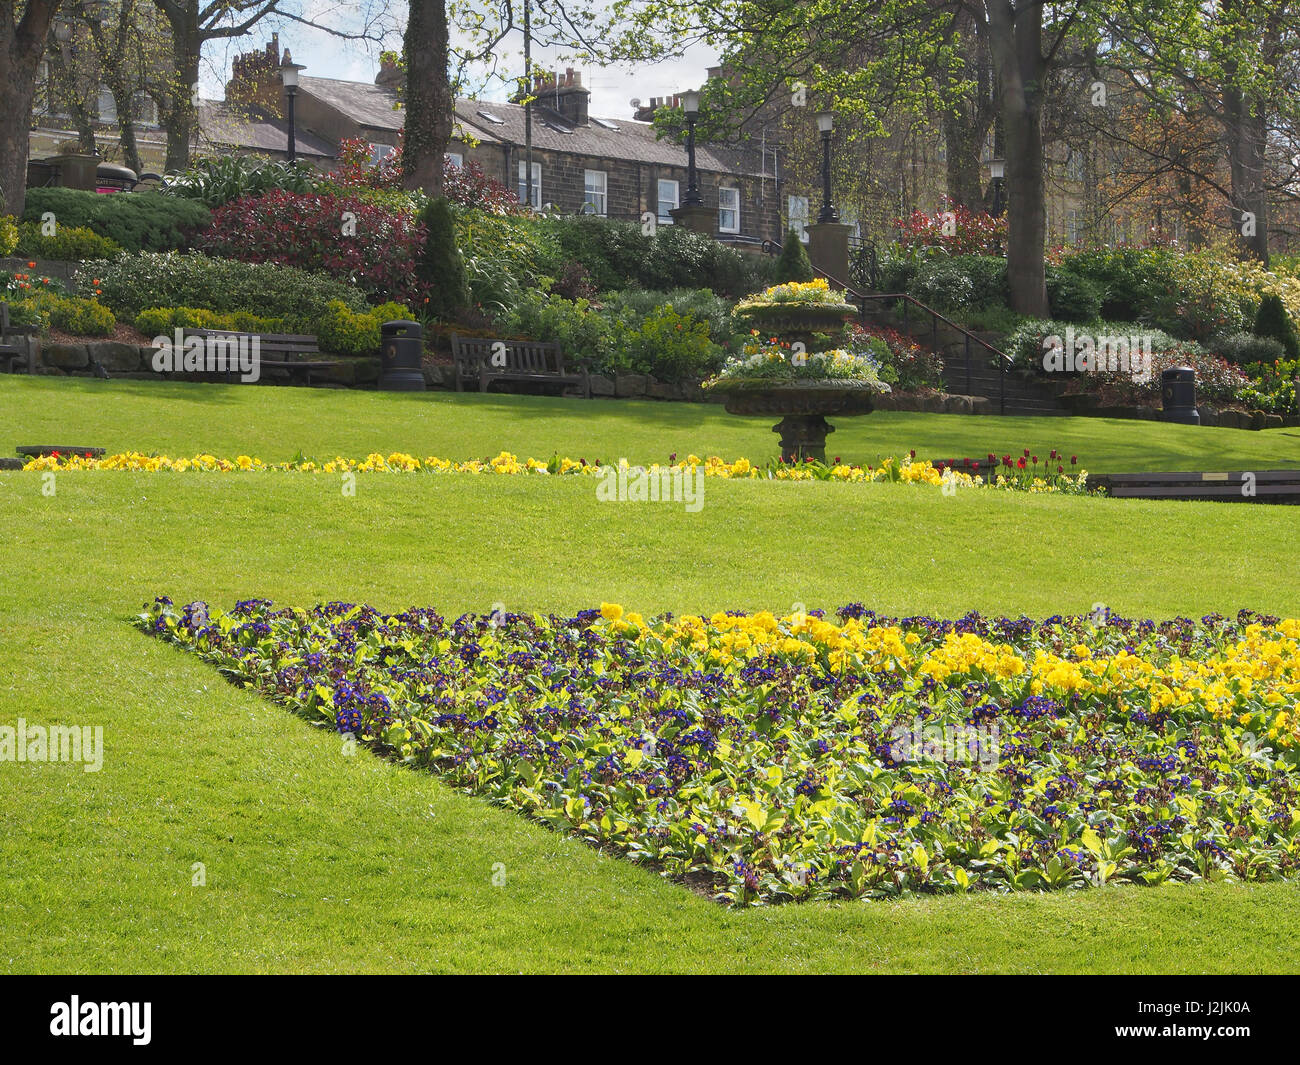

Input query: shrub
[134,306,290,337]
[847,322,944,391]
[502,291,620,368]
[1237,357,1300,414]
[81,252,367,324]
[774,228,815,283]
[15,220,121,261]
[161,155,323,209]
[454,206,555,315]
[1045,267,1103,322]
[48,294,116,336]
[417,196,469,320]
[908,258,974,311]
[22,188,210,252]
[600,288,737,350]
[200,189,425,305]
[317,300,413,357]
[1252,292,1300,359]
[623,304,723,379]
[894,197,1007,256]
[1213,331,1287,366]
[539,215,768,297]
[0,215,18,256]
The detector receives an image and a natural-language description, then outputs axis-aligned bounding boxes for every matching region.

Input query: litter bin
[378,320,425,392]
[1160,365,1199,424]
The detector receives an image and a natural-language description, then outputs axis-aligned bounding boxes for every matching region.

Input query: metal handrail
[816,268,1012,415]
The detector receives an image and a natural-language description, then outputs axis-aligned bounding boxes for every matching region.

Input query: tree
[417,195,468,318]
[1,1,64,216]
[775,227,814,282]
[402,0,453,194]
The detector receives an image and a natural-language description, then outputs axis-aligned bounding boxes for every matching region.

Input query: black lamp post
[280,59,305,163]
[815,110,839,223]
[681,89,703,207]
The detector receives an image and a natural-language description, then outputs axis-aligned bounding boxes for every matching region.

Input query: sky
[202,5,719,124]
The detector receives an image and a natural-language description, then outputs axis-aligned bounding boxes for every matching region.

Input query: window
[445,152,464,169]
[1065,149,1085,182]
[518,160,542,209]
[1065,208,1081,245]
[369,142,396,165]
[584,169,607,216]
[657,178,679,222]
[788,195,810,242]
[718,186,740,233]
[477,109,505,124]
[96,87,117,124]
[133,91,158,128]
[592,116,621,130]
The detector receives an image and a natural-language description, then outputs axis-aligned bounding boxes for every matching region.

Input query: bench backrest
[451,335,565,375]
[181,329,320,359]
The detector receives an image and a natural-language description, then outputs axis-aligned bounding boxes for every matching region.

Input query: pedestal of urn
[708,379,882,463]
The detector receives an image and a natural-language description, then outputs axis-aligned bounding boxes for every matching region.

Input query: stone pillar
[669,204,714,235]
[805,222,853,286]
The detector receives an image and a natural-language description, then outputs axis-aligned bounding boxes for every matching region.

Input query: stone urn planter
[706,378,883,462]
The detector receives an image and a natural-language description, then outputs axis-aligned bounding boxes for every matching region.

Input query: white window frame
[657,178,679,223]
[518,160,542,209]
[788,195,810,243]
[132,91,158,128]
[369,142,396,166]
[718,186,740,234]
[584,169,608,217]
[445,151,464,169]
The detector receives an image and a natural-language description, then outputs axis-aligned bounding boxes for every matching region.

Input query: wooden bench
[451,335,590,398]
[182,329,335,385]
[1092,470,1300,502]
[0,302,38,374]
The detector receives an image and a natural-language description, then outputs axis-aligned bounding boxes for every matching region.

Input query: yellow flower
[600,602,624,622]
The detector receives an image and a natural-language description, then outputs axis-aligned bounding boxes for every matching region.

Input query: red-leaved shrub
[199,189,428,306]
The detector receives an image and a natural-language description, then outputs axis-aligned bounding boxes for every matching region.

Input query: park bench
[179,329,335,385]
[1091,470,1300,503]
[451,335,590,398]
[0,302,38,374]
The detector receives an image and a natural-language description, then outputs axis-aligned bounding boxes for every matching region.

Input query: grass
[3,377,1300,973]
[5,375,1300,472]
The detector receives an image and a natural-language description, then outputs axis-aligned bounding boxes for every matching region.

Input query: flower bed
[19,449,1092,492]
[137,598,1300,905]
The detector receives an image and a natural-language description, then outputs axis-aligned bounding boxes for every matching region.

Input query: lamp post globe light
[681,89,703,207]
[815,110,838,223]
[280,58,305,163]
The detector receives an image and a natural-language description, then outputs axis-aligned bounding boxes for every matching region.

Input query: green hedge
[80,252,368,326]
[15,220,122,261]
[22,188,210,253]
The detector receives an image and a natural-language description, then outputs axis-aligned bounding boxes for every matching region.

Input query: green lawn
[5,374,1300,472]
[3,377,1300,973]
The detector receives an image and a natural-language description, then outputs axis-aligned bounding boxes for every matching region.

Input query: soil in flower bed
[137,598,1300,906]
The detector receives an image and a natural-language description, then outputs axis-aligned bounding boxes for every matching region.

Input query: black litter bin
[378,320,426,392]
[1160,365,1199,424]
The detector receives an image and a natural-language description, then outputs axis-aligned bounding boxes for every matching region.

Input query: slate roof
[282,73,767,177]
[452,99,767,177]
[299,76,404,132]
[197,101,334,159]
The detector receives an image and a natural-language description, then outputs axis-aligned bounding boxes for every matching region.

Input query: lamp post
[815,110,838,223]
[280,58,305,163]
[989,156,1006,255]
[681,89,703,207]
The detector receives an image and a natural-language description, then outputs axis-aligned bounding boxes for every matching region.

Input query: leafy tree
[1,1,64,216]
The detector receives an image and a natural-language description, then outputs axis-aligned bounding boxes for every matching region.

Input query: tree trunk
[1224,86,1270,265]
[942,107,988,209]
[402,0,452,195]
[985,0,1049,317]
[158,6,200,173]
[0,2,62,216]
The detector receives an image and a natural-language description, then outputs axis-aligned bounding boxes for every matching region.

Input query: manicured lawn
[2,378,1299,972]
[4,375,1300,472]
